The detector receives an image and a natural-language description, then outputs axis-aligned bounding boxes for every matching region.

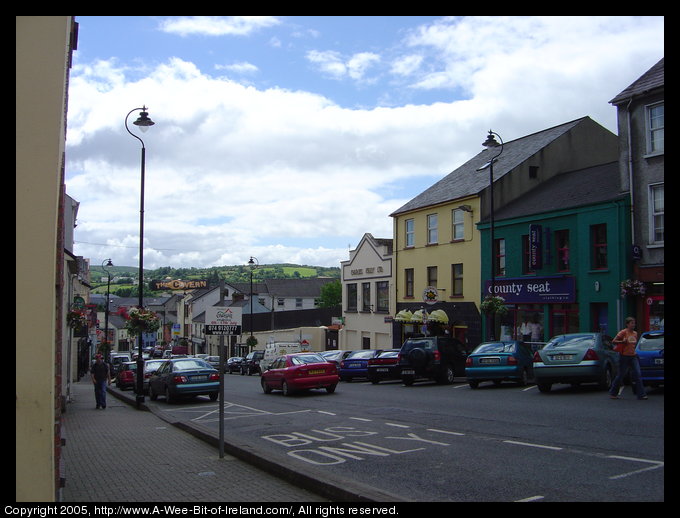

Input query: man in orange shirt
[609,317,647,400]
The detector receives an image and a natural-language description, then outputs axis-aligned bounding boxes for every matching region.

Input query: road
[143,373,664,502]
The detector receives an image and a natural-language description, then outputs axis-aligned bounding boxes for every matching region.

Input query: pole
[489,158,495,341]
[136,145,146,408]
[218,280,225,458]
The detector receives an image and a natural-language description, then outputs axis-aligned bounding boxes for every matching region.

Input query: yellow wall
[16,16,73,502]
[393,196,481,308]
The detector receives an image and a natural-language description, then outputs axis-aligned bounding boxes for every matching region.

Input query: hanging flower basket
[480,295,508,315]
[620,279,646,298]
[124,307,161,336]
[67,308,88,330]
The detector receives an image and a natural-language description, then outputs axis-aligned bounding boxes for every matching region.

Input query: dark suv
[241,350,264,376]
[398,336,469,385]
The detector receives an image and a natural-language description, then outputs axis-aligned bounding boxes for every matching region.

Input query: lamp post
[125,106,155,408]
[481,130,503,340]
[247,256,259,355]
[101,258,113,359]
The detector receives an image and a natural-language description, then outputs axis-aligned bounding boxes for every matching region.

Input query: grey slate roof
[390,117,588,216]
[609,57,664,105]
[231,277,336,298]
[492,161,623,221]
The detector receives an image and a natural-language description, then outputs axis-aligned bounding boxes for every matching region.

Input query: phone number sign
[205,307,242,335]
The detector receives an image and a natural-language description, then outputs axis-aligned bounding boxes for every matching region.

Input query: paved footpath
[61,379,327,502]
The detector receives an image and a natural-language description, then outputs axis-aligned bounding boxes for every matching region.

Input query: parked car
[205,356,222,370]
[367,350,401,384]
[465,341,534,388]
[636,330,664,387]
[320,350,353,367]
[399,336,469,386]
[148,358,220,403]
[143,359,166,394]
[241,351,264,375]
[339,350,382,381]
[115,362,137,390]
[110,354,132,378]
[227,357,244,374]
[261,353,339,396]
[533,333,617,393]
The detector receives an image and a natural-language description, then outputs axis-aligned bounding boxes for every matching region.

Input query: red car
[115,362,137,390]
[261,353,339,396]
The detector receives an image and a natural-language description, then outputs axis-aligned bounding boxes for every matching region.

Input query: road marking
[349,417,372,422]
[607,455,664,480]
[515,495,544,502]
[503,440,563,451]
[427,428,465,436]
[317,410,336,415]
[522,385,537,391]
[385,422,410,428]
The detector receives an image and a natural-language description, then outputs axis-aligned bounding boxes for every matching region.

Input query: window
[555,230,570,272]
[277,298,285,308]
[649,184,664,244]
[405,219,415,248]
[427,214,438,245]
[452,209,465,241]
[362,282,371,312]
[646,102,664,154]
[376,281,389,312]
[427,266,437,287]
[405,268,414,298]
[346,283,357,311]
[495,238,506,277]
[591,224,608,270]
[295,298,303,309]
[451,263,463,296]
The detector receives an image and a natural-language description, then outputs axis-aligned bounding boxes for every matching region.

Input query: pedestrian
[91,353,112,409]
[609,317,648,400]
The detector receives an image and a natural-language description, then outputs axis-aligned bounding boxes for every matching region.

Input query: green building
[478,161,632,343]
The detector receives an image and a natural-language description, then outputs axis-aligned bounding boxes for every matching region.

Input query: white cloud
[159,16,281,37]
[306,50,380,82]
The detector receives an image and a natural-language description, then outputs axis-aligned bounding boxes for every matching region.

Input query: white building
[340,233,394,349]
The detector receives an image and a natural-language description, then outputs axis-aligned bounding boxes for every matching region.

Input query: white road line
[522,385,537,391]
[317,410,336,415]
[515,495,545,502]
[384,422,410,428]
[349,417,372,422]
[427,428,465,436]
[607,455,664,480]
[503,440,563,451]
[454,384,469,389]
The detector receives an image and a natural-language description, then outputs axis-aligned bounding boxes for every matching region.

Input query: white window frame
[452,208,465,241]
[405,218,414,248]
[646,101,664,155]
[649,183,664,245]
[427,213,438,245]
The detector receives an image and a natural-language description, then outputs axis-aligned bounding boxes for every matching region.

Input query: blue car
[339,350,382,381]
[148,358,220,403]
[637,330,664,387]
[465,341,534,388]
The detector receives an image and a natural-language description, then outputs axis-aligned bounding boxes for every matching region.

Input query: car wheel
[261,378,272,394]
[537,382,552,393]
[437,365,455,384]
[598,365,613,389]
[326,384,337,394]
[469,380,479,389]
[209,392,218,401]
[282,381,292,396]
[149,385,158,401]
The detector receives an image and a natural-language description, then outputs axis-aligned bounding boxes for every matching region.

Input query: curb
[109,386,408,503]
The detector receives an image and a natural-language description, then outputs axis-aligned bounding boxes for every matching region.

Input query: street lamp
[101,258,113,359]
[125,106,155,408]
[481,130,503,340]
[247,256,259,355]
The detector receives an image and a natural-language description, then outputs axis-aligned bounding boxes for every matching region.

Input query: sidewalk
[60,379,328,502]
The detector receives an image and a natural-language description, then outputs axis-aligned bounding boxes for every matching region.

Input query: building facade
[609,58,664,331]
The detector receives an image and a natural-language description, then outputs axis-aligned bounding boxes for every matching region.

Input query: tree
[319,279,342,308]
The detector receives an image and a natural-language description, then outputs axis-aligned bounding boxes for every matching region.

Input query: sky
[65,16,664,270]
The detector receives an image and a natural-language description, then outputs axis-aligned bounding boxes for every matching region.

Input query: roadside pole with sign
[205,306,242,458]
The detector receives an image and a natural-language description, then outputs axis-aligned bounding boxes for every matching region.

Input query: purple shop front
[484,276,575,304]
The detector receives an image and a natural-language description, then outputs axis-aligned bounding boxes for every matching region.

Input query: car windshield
[638,333,664,351]
[473,342,517,354]
[347,350,377,359]
[546,334,595,349]
[144,361,164,372]
[290,354,326,365]
[173,359,212,371]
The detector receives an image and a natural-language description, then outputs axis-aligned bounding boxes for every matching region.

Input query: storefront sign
[529,224,542,269]
[484,276,575,304]
[149,279,208,291]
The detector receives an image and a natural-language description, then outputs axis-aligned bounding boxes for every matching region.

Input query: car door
[267,357,286,389]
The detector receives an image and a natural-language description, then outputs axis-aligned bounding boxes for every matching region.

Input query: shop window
[550,304,580,335]
[495,238,506,277]
[376,281,389,312]
[522,235,535,275]
[405,268,414,298]
[346,283,357,311]
[451,263,463,296]
[361,282,371,312]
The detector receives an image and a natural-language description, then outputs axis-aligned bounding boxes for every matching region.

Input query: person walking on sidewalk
[91,353,112,409]
[609,317,647,400]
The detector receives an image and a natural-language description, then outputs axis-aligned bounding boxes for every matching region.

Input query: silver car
[533,333,618,393]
